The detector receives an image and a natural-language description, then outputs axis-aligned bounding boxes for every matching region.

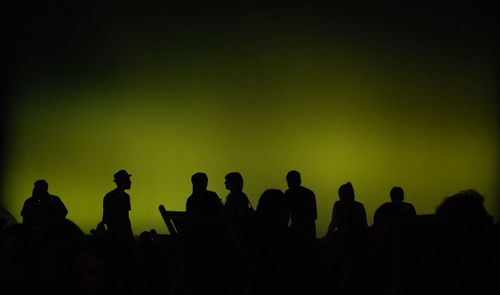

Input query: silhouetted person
[426,189,497,294]
[224,172,253,221]
[327,182,367,236]
[186,172,223,217]
[185,173,241,294]
[254,189,290,294]
[326,182,368,295]
[436,189,494,231]
[373,186,417,226]
[285,170,317,241]
[21,180,68,230]
[102,170,134,241]
[223,172,255,255]
[36,218,87,293]
[256,189,288,229]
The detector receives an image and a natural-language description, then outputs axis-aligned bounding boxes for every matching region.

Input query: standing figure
[284,170,317,241]
[224,172,253,222]
[21,179,68,230]
[102,169,134,240]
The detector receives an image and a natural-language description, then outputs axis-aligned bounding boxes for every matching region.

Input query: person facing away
[224,172,253,222]
[256,189,288,228]
[21,179,68,230]
[373,186,417,226]
[284,170,317,240]
[102,169,134,240]
[327,182,367,236]
[186,172,223,217]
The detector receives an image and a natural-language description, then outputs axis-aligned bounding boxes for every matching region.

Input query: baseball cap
[114,169,132,180]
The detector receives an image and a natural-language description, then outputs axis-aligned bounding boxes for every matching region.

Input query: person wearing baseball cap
[102,169,134,241]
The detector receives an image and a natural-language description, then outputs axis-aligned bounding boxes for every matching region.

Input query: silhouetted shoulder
[206,190,220,199]
[104,189,131,210]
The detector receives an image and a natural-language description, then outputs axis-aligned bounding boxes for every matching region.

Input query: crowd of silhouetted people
[1,169,499,295]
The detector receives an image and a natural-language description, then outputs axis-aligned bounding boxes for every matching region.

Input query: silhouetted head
[286,170,301,189]
[436,189,493,228]
[257,189,286,220]
[225,172,243,192]
[114,169,132,190]
[338,182,355,201]
[191,172,208,193]
[390,186,404,202]
[33,179,49,197]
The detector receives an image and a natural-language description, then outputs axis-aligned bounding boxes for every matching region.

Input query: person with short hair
[21,179,68,230]
[102,169,134,240]
[186,172,223,217]
[285,170,317,241]
[373,186,417,226]
[327,182,367,236]
[224,172,253,221]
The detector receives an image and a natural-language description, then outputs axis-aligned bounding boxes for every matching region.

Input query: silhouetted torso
[0,207,18,231]
[285,185,317,240]
[21,194,67,230]
[186,190,222,217]
[225,191,253,221]
[103,188,133,239]
[374,201,417,226]
[329,199,367,235]
[256,189,288,227]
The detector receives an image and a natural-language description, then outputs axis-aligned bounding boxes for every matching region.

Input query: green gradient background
[4,3,499,235]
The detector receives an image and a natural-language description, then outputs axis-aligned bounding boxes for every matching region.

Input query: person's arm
[361,204,368,228]
[373,207,381,226]
[312,192,317,221]
[327,202,338,236]
[102,195,109,224]
[55,196,68,218]
[409,204,417,217]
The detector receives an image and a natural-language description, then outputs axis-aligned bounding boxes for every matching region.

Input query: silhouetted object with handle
[284,170,317,241]
[20,179,68,231]
[102,169,134,241]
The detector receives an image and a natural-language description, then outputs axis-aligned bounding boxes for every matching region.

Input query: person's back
[374,186,416,227]
[186,172,223,217]
[328,182,367,236]
[331,199,367,234]
[21,180,68,230]
[374,202,416,225]
[187,190,222,217]
[284,171,317,240]
[257,189,288,227]
[286,186,317,223]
